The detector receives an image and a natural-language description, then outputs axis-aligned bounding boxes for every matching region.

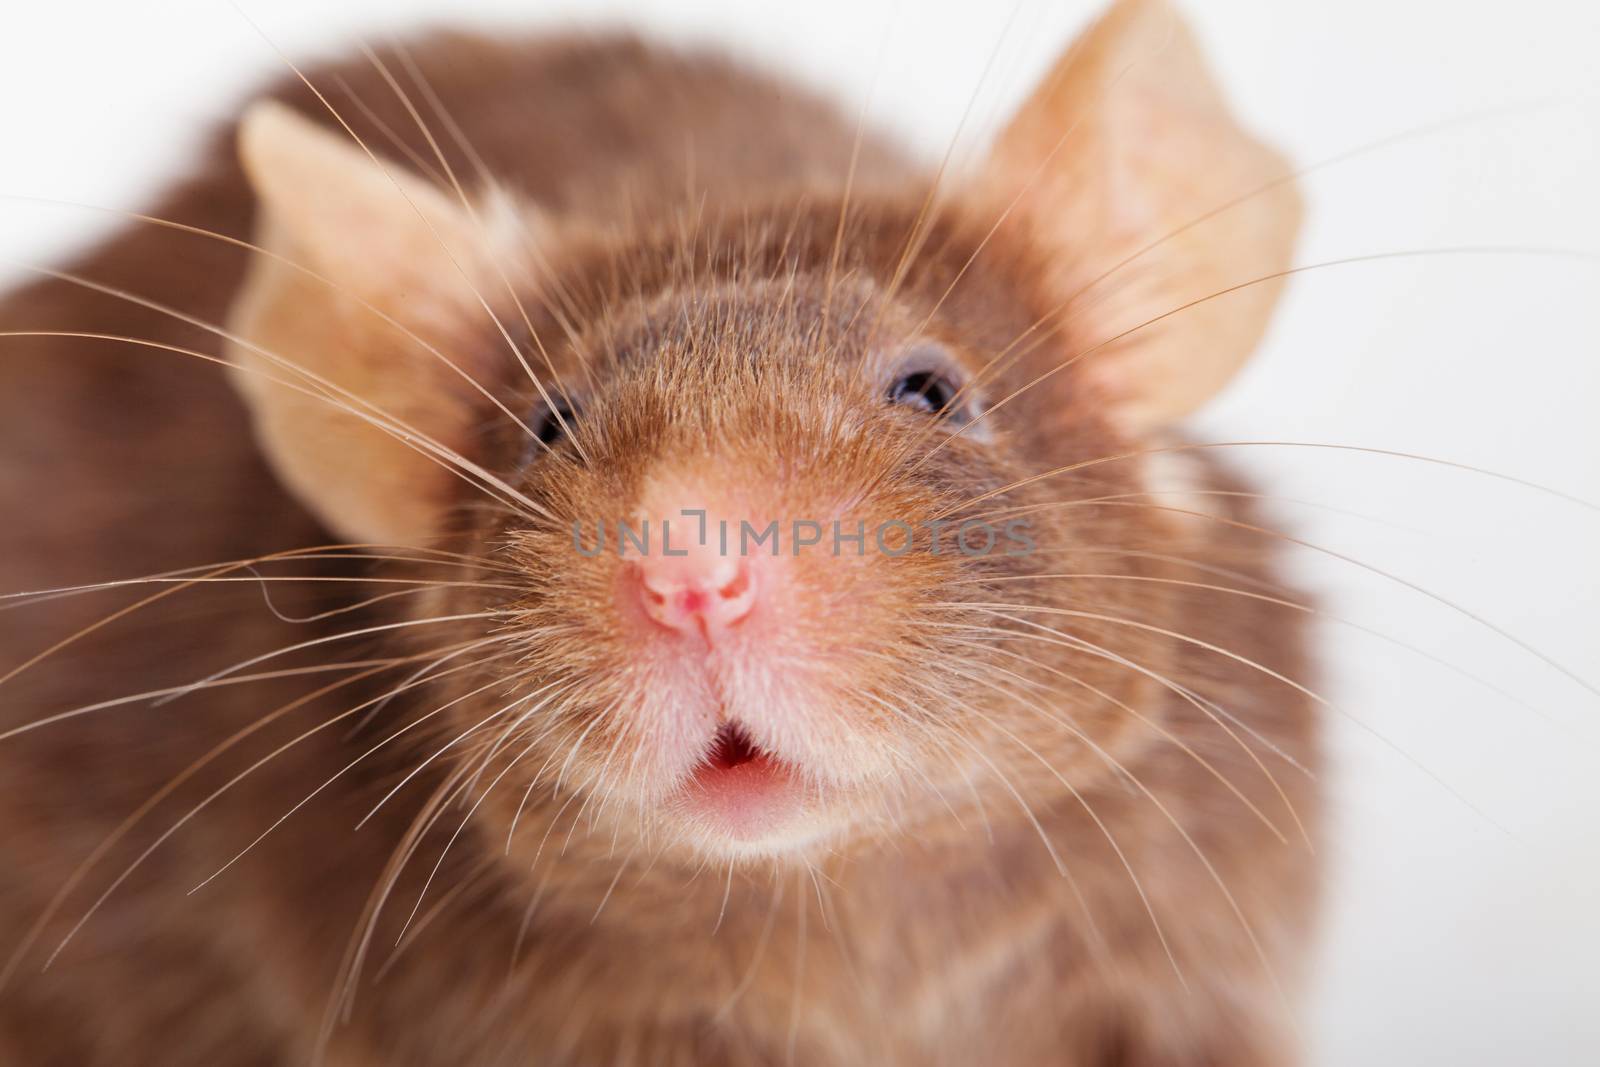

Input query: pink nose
[635,546,757,638]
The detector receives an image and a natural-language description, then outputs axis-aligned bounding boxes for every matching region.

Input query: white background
[2,2,1597,1063]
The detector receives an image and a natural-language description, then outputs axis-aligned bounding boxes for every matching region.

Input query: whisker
[961,601,1510,833]
[36,640,509,974]
[395,729,550,945]
[191,649,536,895]
[924,616,1315,777]
[320,763,476,1049]
[785,867,808,1067]
[0,203,553,465]
[821,0,899,320]
[0,316,551,526]
[1005,492,1600,704]
[0,539,497,691]
[940,439,1600,520]
[938,632,1300,847]
[357,43,590,465]
[924,246,1600,465]
[385,38,598,378]
[864,688,1118,971]
[713,872,785,1021]
[0,658,419,744]
[1,655,401,988]
[925,661,1301,1020]
[151,609,503,709]
[354,678,572,832]
[587,847,635,927]
[0,546,518,611]
[329,72,450,185]
[916,95,1588,447]
[951,568,1574,735]
[374,857,491,983]
[234,14,562,460]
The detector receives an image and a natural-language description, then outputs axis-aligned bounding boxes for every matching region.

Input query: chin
[677,812,842,862]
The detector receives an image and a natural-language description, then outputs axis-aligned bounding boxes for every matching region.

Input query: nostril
[633,553,757,637]
[717,567,751,600]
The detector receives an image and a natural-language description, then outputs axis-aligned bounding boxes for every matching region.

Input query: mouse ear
[227,100,535,546]
[975,0,1301,429]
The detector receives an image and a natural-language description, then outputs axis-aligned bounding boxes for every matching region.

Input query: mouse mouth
[677,719,807,842]
[705,721,764,771]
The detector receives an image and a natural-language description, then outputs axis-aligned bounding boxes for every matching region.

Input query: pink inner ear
[239,100,493,294]
[231,103,550,548]
[976,0,1303,430]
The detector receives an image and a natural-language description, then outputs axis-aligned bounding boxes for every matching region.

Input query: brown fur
[0,4,1318,1064]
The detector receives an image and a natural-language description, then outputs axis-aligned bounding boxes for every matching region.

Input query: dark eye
[887,370,964,418]
[530,396,579,448]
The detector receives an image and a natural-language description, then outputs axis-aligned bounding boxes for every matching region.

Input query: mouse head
[226,0,1299,863]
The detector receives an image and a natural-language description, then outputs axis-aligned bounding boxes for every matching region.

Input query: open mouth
[704,721,765,771]
[680,720,802,839]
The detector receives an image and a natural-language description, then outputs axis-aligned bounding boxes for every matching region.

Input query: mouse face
[240,199,1231,868]
[222,0,1302,866]
[427,212,1163,859]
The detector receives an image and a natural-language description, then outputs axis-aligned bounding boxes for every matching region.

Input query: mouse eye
[529,396,580,448]
[885,347,978,426]
[887,370,959,415]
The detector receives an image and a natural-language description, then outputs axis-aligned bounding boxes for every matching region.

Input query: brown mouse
[0,0,1316,1063]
